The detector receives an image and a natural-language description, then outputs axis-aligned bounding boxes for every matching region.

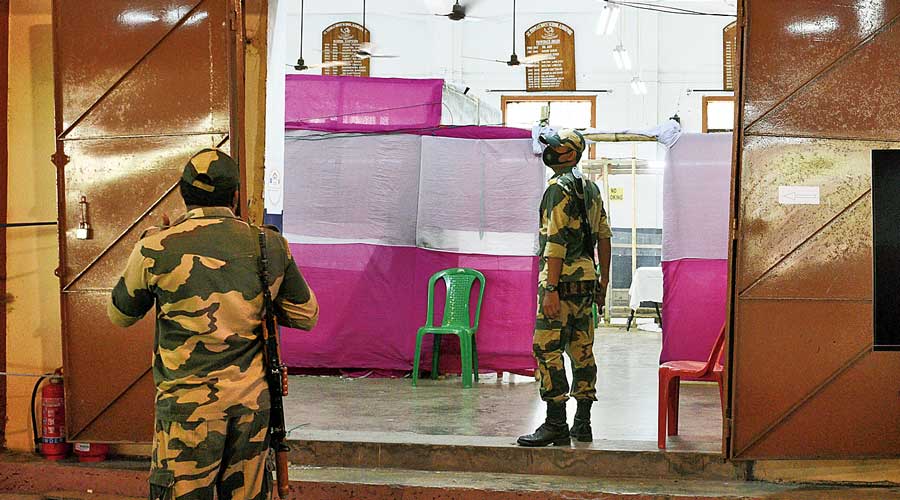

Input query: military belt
[558,280,596,299]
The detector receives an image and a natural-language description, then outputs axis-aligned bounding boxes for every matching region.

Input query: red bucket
[74,443,109,463]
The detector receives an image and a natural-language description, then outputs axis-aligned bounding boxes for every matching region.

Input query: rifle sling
[574,177,597,271]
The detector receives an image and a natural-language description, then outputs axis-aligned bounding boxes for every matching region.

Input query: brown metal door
[53,0,243,442]
[729,0,900,459]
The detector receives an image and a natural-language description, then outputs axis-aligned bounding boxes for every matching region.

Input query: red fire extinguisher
[40,375,68,460]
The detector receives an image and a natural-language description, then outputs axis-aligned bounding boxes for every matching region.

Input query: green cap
[539,129,586,169]
[181,149,240,193]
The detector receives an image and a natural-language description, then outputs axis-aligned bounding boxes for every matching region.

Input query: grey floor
[283,328,723,453]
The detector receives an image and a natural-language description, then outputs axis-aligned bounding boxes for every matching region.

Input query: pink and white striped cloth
[661,133,732,364]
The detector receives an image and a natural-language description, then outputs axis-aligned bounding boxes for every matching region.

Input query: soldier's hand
[597,279,608,300]
[542,291,561,319]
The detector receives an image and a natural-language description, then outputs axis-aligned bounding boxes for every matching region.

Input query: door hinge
[723,417,733,438]
[51,152,70,168]
[731,218,739,240]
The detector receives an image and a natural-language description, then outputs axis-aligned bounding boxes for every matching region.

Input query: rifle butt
[276,449,290,498]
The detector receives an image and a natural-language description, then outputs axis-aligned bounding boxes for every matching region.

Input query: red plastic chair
[658,323,726,449]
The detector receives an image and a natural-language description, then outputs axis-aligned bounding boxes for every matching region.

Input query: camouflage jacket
[538,167,613,285]
[107,207,319,421]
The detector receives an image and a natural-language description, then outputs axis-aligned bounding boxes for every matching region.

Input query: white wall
[266,0,735,216]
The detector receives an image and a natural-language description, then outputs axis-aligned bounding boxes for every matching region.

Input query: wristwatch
[544,283,558,293]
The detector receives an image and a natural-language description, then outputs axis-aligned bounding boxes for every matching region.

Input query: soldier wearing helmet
[517,129,612,447]
[108,149,319,499]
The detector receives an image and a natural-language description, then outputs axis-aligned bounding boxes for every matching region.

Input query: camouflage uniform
[535,167,612,403]
[107,149,319,500]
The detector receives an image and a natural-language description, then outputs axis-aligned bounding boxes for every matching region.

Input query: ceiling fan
[285,0,347,71]
[433,0,484,21]
[463,0,553,67]
[355,0,399,59]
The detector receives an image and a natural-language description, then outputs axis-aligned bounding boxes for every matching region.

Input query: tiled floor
[283,328,723,452]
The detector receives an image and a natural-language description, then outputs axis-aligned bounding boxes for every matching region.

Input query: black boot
[517,401,570,447]
[569,400,593,442]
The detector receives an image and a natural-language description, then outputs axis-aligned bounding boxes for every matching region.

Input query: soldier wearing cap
[107,148,319,499]
[517,129,612,447]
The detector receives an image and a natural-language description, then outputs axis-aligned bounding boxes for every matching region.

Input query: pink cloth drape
[281,243,538,375]
[661,259,728,363]
[285,74,443,132]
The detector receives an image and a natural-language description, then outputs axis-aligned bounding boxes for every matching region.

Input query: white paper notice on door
[778,185,820,205]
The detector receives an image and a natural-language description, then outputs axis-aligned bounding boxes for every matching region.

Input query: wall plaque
[723,21,738,91]
[525,21,575,91]
[322,22,370,77]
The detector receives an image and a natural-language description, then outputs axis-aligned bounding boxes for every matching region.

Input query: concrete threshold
[1,453,899,500]
[286,432,746,481]
[288,466,900,500]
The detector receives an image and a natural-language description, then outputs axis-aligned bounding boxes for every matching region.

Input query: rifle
[257,230,291,499]
[574,177,606,314]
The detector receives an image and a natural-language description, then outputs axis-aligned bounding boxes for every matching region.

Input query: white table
[627,266,663,331]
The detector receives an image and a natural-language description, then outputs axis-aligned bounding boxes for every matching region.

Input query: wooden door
[53,0,244,442]
[729,0,900,459]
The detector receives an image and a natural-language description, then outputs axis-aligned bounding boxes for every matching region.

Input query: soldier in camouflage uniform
[107,149,319,500]
[517,129,612,447]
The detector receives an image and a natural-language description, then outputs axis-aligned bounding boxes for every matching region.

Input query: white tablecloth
[628,266,663,310]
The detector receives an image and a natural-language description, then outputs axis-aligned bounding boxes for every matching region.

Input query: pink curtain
[661,259,728,363]
[281,244,538,375]
[285,74,443,132]
[421,126,530,139]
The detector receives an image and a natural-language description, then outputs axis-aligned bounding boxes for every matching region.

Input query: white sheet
[629,266,664,310]
[282,133,546,256]
[662,133,733,261]
[282,132,422,246]
[417,137,544,255]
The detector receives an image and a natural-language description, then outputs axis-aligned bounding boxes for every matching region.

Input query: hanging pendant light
[612,44,631,71]
[630,76,647,95]
[596,3,620,35]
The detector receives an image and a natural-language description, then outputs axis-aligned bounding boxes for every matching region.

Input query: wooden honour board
[525,21,575,91]
[723,21,738,91]
[322,22,370,77]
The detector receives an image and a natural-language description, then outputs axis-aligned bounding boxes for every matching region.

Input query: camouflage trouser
[150,411,271,500]
[533,291,598,403]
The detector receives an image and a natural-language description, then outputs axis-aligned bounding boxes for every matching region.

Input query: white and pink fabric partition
[661,133,732,364]
[281,75,541,374]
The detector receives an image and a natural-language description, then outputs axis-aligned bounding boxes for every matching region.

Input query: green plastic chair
[412,268,486,389]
